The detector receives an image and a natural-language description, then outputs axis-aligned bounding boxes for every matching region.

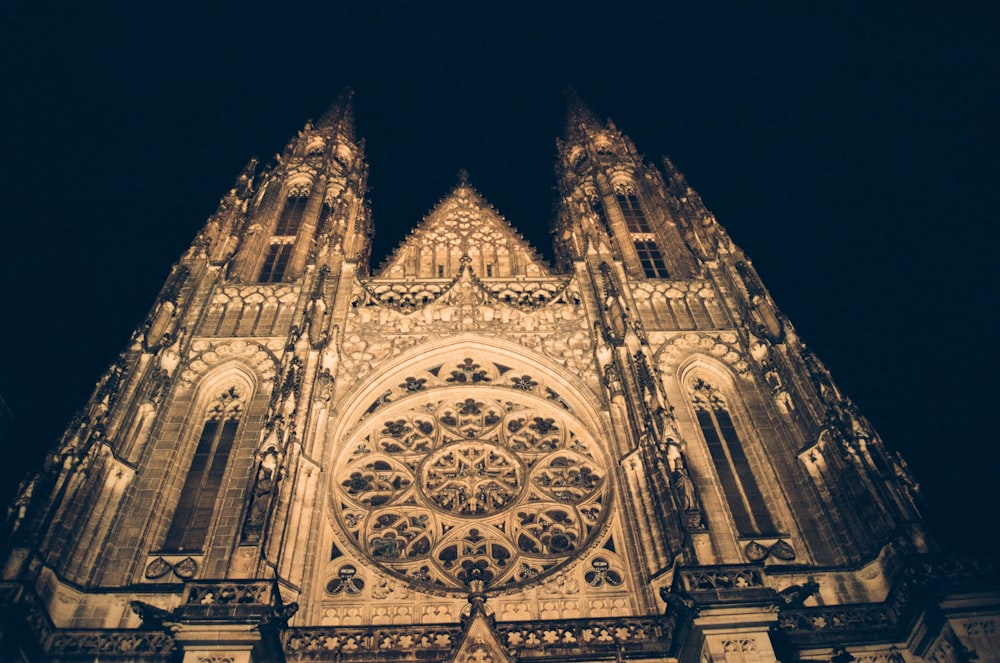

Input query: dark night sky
[1,3,997,553]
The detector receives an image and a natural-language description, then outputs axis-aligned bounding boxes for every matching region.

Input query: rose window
[333,388,609,592]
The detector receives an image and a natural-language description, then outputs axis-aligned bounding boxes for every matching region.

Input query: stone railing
[496,615,674,660]
[175,579,276,622]
[47,630,175,659]
[283,616,674,661]
[671,563,774,605]
[284,625,463,660]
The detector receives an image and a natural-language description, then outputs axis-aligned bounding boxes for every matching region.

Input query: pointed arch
[330,333,608,448]
[678,357,778,538]
[161,363,258,553]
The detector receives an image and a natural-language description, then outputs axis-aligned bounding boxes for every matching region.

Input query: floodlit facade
[2,93,997,662]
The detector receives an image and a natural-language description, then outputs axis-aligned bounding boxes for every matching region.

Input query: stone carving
[205,283,300,337]
[654,331,750,377]
[180,338,282,386]
[326,565,365,595]
[375,182,550,281]
[186,581,269,606]
[240,452,279,544]
[743,539,796,563]
[130,600,174,628]
[497,616,671,659]
[675,565,766,592]
[144,555,198,580]
[963,619,996,637]
[341,267,593,391]
[48,630,175,656]
[584,557,624,588]
[722,638,756,653]
[776,580,820,608]
[285,626,460,659]
[333,391,610,592]
[777,604,891,632]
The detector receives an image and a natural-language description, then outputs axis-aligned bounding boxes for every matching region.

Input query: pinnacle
[317,87,357,140]
[563,86,602,135]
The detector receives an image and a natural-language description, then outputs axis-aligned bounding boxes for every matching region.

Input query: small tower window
[594,202,612,232]
[163,387,243,552]
[486,263,493,277]
[274,195,308,236]
[690,379,776,536]
[437,265,445,278]
[634,241,669,278]
[259,243,293,283]
[615,192,651,233]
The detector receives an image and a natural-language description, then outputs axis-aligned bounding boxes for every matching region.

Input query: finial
[467,578,487,617]
[456,168,470,185]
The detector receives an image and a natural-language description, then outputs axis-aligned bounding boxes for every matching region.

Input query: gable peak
[374,178,552,280]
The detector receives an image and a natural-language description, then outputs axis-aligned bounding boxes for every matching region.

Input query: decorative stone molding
[653,331,751,377]
[743,539,795,563]
[497,616,671,659]
[674,565,766,593]
[722,638,756,652]
[143,554,199,580]
[180,338,282,386]
[285,626,460,659]
[48,631,175,658]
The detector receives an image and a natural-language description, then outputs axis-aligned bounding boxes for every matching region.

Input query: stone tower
[2,93,997,662]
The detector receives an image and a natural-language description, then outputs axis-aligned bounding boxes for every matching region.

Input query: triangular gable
[447,599,513,663]
[377,181,551,280]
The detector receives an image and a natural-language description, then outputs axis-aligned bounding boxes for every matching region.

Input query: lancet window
[634,240,669,278]
[610,186,670,279]
[689,378,776,536]
[259,194,308,282]
[163,386,244,552]
[274,195,308,236]
[615,192,651,233]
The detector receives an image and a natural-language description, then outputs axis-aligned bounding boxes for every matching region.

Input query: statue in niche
[672,463,697,512]
[665,444,705,529]
[242,456,278,543]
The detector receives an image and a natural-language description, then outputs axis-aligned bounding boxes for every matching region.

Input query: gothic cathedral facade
[2,94,997,662]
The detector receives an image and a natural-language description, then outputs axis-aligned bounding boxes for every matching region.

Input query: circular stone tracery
[332,388,610,592]
[420,442,525,517]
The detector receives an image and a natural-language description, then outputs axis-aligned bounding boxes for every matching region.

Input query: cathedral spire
[563,87,604,140]
[317,87,356,141]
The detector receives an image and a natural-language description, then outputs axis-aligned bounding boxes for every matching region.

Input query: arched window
[259,195,308,282]
[274,195,308,237]
[163,386,244,552]
[608,186,670,278]
[615,191,651,233]
[633,240,669,278]
[689,378,776,536]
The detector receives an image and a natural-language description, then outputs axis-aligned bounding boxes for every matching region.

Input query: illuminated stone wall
[1,95,996,663]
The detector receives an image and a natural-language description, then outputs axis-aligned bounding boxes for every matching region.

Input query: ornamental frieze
[179,338,283,386]
[651,331,751,378]
[211,283,300,304]
[630,279,717,301]
[340,272,595,392]
[342,355,596,436]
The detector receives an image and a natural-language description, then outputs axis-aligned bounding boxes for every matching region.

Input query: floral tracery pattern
[334,390,609,592]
